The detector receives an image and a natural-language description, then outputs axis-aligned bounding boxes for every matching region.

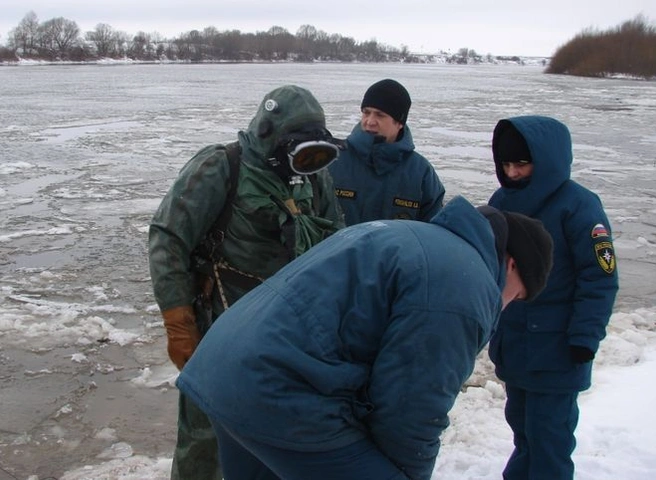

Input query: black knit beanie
[495,122,532,164]
[502,211,554,301]
[361,79,411,124]
[476,205,508,266]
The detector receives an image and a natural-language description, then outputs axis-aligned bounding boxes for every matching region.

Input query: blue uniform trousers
[210,420,409,480]
[503,385,579,480]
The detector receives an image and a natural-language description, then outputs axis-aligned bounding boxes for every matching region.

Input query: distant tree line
[443,48,538,66]
[547,15,656,78]
[0,11,428,63]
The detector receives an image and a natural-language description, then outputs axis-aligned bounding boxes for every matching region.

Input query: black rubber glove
[570,345,595,364]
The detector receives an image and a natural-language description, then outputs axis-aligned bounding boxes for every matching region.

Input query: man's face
[501,256,528,309]
[502,161,533,181]
[361,107,403,143]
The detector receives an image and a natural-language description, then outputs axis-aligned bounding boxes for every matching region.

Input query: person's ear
[501,255,523,310]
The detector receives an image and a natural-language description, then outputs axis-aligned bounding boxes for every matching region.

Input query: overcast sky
[1,1,654,57]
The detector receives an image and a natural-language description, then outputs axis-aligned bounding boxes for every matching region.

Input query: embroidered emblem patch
[594,241,616,274]
[591,223,609,238]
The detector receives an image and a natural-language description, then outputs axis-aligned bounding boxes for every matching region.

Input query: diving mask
[275,126,344,176]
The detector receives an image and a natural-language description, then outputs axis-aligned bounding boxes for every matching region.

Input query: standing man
[487,115,619,480]
[148,85,345,480]
[176,196,554,480]
[329,78,445,225]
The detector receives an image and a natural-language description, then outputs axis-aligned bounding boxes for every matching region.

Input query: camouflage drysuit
[148,85,344,480]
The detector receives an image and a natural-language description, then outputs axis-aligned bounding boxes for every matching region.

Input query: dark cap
[502,211,553,301]
[476,205,508,264]
[361,79,411,124]
[495,122,532,164]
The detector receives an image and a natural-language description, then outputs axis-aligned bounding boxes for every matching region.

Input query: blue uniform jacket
[177,196,504,480]
[488,116,618,393]
[328,123,445,225]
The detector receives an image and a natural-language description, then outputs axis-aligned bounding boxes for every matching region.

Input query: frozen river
[1,62,655,479]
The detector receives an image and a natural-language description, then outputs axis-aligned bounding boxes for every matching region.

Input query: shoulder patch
[591,223,609,238]
[594,241,616,274]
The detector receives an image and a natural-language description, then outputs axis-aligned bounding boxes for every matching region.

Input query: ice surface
[0,63,655,479]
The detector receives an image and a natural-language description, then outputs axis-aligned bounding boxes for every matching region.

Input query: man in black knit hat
[328,78,445,226]
[176,196,553,480]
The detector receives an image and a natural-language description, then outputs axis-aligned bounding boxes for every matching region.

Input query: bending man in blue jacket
[488,116,619,480]
[176,196,553,480]
[328,78,445,225]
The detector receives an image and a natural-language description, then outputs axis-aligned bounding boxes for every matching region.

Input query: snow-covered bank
[53,309,656,479]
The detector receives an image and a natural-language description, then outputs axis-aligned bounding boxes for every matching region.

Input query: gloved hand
[162,305,201,370]
[569,345,595,364]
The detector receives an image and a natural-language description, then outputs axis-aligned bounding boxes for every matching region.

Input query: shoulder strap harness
[195,142,324,315]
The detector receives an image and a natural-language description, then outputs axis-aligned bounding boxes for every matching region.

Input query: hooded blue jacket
[488,116,618,393]
[328,123,445,225]
[177,196,504,480]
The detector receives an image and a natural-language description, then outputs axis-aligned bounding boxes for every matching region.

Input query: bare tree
[40,17,80,57]
[9,11,40,55]
[296,24,317,60]
[188,30,204,60]
[129,31,150,59]
[337,35,357,60]
[314,29,331,59]
[265,26,294,59]
[267,25,289,36]
[296,24,317,41]
[203,26,218,39]
[86,23,116,57]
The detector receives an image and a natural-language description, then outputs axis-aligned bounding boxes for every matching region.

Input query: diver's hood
[245,85,328,159]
